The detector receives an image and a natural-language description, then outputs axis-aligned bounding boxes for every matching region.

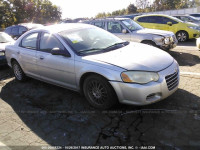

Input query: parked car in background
[196,38,200,50]
[0,32,14,52]
[116,14,141,19]
[173,15,200,25]
[4,23,43,39]
[81,18,177,50]
[5,24,179,109]
[189,13,200,19]
[0,32,14,66]
[134,14,200,42]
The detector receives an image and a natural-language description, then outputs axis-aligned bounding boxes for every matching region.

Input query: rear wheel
[176,31,188,42]
[12,61,27,81]
[83,75,117,109]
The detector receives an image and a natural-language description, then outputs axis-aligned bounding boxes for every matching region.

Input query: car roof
[87,17,130,21]
[173,15,189,17]
[81,17,130,23]
[30,23,95,33]
[135,14,173,18]
[190,13,200,15]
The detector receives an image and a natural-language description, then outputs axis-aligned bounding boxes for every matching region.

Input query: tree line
[0,0,61,28]
[95,0,200,18]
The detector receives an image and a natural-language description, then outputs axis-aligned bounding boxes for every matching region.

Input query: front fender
[75,61,125,89]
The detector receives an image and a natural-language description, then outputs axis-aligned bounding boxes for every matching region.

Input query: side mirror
[51,48,71,57]
[167,22,172,26]
[122,29,128,34]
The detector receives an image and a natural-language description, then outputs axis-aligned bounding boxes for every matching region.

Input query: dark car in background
[189,13,200,19]
[174,15,200,25]
[4,23,43,39]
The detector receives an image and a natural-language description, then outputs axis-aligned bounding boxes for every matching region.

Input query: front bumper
[188,29,200,39]
[110,61,179,105]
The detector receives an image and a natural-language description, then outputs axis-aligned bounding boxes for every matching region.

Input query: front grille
[165,70,179,91]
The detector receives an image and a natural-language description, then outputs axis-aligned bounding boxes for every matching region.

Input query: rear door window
[137,16,149,23]
[93,22,105,29]
[21,32,39,50]
[39,33,65,53]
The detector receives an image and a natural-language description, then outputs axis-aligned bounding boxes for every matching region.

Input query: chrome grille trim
[165,70,179,91]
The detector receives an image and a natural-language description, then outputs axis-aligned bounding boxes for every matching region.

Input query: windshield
[59,27,125,55]
[0,33,14,43]
[122,19,143,31]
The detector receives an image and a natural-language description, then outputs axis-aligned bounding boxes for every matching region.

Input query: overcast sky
[49,0,138,19]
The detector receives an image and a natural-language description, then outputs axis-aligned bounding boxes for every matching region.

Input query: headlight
[121,71,159,84]
[188,26,200,30]
[164,37,170,44]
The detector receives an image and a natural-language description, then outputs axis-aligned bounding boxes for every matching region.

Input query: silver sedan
[5,24,179,109]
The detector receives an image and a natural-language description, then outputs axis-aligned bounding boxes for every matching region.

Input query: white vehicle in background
[196,38,200,50]
[0,32,14,66]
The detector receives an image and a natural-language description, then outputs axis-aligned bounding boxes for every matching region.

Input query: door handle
[17,51,20,54]
[40,56,44,60]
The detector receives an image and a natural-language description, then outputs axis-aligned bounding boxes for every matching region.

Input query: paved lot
[0,40,200,150]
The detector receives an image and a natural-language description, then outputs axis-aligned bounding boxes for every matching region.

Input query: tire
[141,41,156,47]
[176,31,188,42]
[83,75,117,109]
[12,61,27,82]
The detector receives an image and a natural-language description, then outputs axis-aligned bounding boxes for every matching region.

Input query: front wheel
[12,61,27,81]
[176,31,188,42]
[83,75,117,109]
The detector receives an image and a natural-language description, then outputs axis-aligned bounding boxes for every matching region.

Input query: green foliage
[127,4,137,14]
[0,0,61,28]
[95,0,200,18]
[151,0,199,11]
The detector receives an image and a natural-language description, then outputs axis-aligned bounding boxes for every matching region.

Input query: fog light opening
[146,93,161,102]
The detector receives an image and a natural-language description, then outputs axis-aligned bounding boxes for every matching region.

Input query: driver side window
[39,33,65,53]
[107,21,124,33]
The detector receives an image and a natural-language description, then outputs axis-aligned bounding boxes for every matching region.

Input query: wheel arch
[141,40,156,46]
[176,30,189,41]
[79,72,118,99]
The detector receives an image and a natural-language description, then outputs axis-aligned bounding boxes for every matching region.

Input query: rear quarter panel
[5,45,20,67]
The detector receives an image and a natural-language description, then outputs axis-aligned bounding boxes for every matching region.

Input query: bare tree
[136,0,150,9]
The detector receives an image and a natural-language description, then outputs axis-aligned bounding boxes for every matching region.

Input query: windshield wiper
[78,48,103,54]
[104,41,129,50]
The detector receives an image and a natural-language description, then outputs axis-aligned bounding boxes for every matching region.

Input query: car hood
[83,42,174,72]
[136,28,174,36]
